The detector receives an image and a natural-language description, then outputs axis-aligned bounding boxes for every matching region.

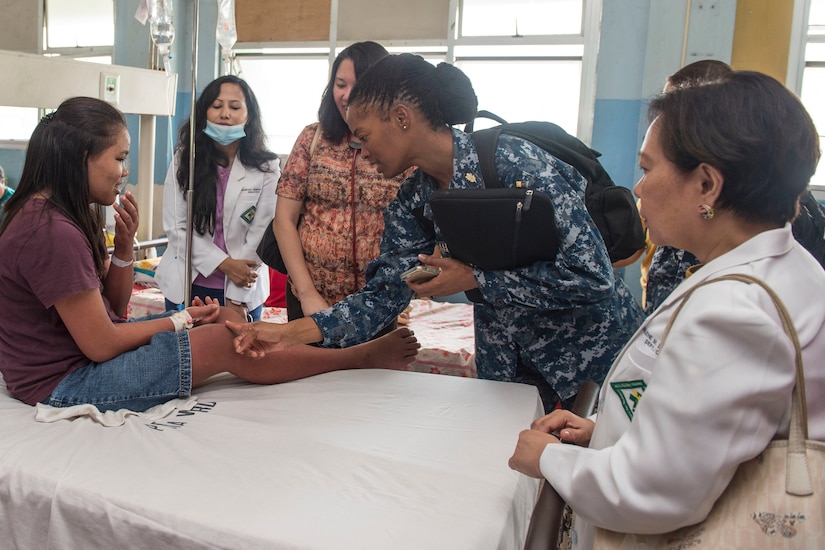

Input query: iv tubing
[184,0,199,306]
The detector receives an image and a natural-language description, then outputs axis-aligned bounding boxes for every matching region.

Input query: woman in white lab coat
[156,75,279,320]
[508,70,825,548]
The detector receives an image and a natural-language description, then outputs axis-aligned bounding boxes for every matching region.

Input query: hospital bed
[1,50,541,548]
[0,368,542,549]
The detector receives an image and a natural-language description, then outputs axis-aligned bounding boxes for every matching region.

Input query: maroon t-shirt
[0,198,119,405]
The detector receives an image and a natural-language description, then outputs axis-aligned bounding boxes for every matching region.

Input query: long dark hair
[176,75,278,235]
[348,53,478,130]
[0,97,126,278]
[317,41,389,143]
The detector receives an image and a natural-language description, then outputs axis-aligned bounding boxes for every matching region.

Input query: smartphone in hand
[400,265,440,283]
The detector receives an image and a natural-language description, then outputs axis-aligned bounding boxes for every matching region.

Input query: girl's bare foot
[359,327,420,370]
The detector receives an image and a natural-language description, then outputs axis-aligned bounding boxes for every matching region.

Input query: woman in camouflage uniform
[230,54,642,410]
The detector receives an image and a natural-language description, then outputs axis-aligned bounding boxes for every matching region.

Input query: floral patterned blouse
[277,123,407,304]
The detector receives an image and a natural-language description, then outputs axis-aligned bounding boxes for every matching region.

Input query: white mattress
[0,369,542,549]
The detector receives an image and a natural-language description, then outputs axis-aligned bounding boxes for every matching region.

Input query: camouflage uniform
[644,247,698,315]
[311,129,643,403]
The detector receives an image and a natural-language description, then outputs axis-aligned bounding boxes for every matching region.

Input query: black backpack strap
[800,190,825,227]
[411,204,434,235]
[792,190,825,269]
[470,127,504,189]
[499,122,606,187]
[464,109,508,133]
[466,111,508,189]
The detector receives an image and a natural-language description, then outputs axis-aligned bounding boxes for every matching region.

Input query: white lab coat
[155,154,280,309]
[539,225,825,549]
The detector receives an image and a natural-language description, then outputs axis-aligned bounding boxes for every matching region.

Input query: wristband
[110,254,134,268]
[170,310,194,332]
[227,298,247,308]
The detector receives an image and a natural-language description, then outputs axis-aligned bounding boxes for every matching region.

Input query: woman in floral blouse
[274,41,410,336]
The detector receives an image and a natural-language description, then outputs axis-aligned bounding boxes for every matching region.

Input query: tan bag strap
[291,126,321,221]
[309,125,322,158]
[658,273,812,496]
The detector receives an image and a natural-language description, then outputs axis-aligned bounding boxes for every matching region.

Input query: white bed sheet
[0,369,541,549]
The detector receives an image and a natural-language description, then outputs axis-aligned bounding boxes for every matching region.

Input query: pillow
[134,257,161,287]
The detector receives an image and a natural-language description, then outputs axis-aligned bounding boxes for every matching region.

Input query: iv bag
[216,0,237,75]
[150,0,175,75]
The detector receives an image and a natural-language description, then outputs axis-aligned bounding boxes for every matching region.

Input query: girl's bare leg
[188,324,420,386]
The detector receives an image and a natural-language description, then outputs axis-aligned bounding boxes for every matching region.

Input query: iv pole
[183,0,199,307]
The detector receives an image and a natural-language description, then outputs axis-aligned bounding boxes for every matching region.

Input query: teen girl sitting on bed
[0,97,419,413]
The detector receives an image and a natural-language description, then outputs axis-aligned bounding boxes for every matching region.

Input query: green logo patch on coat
[240,205,256,224]
[610,380,647,421]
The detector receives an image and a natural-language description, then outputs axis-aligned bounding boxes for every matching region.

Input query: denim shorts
[45,312,193,412]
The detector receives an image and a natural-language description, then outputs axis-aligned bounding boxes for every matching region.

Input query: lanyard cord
[349,148,359,290]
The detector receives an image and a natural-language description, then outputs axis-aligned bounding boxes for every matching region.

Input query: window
[454,0,589,135]
[0,107,38,142]
[453,45,583,135]
[460,0,583,36]
[238,54,330,156]
[0,0,113,142]
[799,0,825,188]
[236,0,597,157]
[45,0,114,50]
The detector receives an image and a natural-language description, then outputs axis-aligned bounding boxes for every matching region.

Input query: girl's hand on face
[112,191,139,251]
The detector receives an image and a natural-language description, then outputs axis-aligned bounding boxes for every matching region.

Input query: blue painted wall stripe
[591,98,645,192]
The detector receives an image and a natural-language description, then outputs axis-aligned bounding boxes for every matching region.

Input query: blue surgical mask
[204,120,246,145]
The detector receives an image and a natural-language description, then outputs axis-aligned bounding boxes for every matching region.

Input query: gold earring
[699,204,715,220]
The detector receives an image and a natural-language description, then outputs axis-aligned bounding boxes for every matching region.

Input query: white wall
[0,49,176,115]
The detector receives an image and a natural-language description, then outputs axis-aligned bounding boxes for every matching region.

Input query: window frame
[448,0,600,141]
[0,1,114,143]
[789,0,825,191]
[234,0,601,150]
[43,0,115,56]
[457,0,585,38]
